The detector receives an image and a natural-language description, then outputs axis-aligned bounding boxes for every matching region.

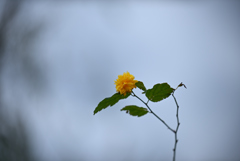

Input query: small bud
[178,82,187,89]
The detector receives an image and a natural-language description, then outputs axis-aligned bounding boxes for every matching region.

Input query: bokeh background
[0,1,239,161]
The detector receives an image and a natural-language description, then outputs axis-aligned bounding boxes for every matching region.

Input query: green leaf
[145,83,174,102]
[121,105,148,117]
[135,81,146,91]
[94,92,130,115]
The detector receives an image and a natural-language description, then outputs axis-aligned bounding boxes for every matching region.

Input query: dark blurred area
[0,1,44,160]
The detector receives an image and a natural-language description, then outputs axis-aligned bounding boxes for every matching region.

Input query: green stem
[172,93,180,161]
[131,91,175,133]
[131,91,181,161]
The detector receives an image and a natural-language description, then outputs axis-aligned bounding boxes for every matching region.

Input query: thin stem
[146,99,150,105]
[132,91,181,161]
[172,93,180,161]
[131,91,175,133]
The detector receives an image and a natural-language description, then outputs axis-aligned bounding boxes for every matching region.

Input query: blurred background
[0,1,239,161]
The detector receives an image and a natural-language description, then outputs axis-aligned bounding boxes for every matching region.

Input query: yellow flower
[114,72,138,96]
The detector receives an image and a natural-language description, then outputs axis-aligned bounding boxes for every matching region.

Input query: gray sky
[1,1,240,161]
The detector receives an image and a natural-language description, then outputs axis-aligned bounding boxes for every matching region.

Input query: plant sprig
[94,72,186,161]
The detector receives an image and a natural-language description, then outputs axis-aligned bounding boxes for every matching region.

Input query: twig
[131,91,181,161]
[172,92,180,161]
[131,91,175,133]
